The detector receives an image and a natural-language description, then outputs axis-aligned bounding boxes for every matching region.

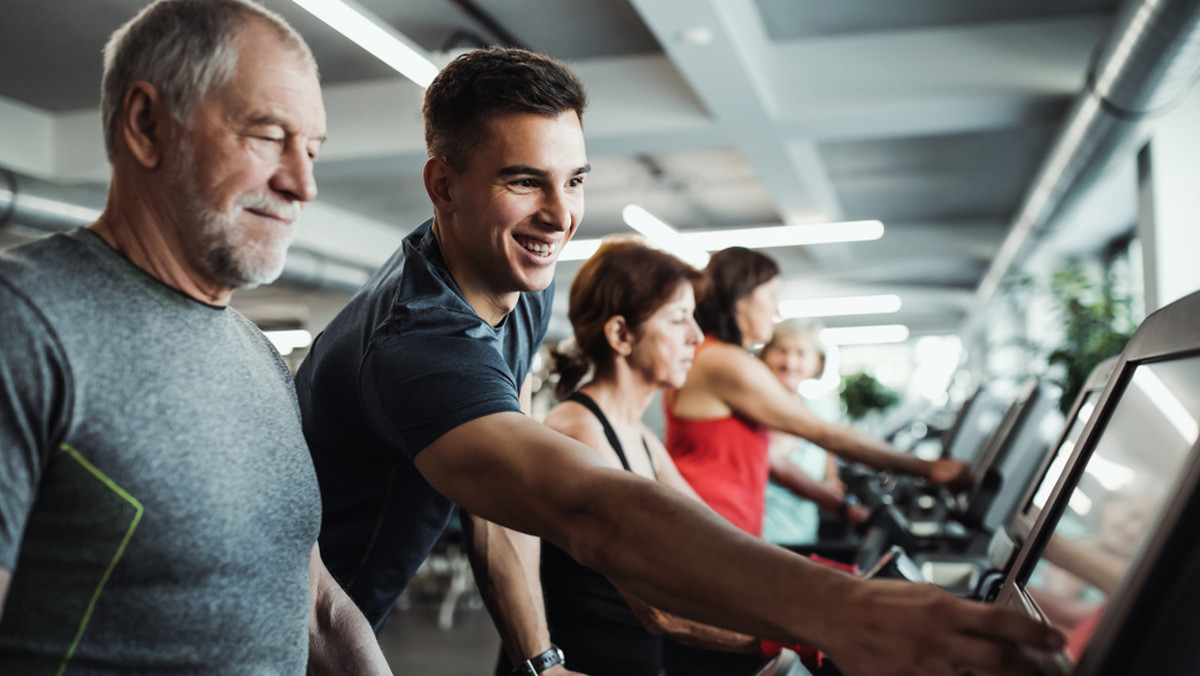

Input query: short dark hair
[422,46,588,170]
[553,236,703,399]
[695,247,780,347]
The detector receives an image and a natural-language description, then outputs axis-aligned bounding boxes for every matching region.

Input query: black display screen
[1020,356,1200,663]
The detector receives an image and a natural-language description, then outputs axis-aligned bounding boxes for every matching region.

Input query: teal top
[762,394,837,545]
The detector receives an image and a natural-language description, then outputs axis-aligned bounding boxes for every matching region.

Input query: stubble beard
[168,139,298,290]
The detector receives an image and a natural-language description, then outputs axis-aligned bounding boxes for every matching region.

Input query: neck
[581,363,659,429]
[431,216,518,326]
[89,176,233,306]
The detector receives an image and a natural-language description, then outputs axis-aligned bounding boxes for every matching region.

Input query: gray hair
[760,317,829,377]
[101,0,316,160]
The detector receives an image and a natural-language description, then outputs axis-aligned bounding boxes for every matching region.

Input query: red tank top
[664,337,770,536]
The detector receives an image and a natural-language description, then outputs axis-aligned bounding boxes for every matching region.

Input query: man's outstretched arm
[415,411,1063,676]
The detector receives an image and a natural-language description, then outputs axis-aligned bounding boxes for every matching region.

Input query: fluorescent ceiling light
[559,208,884,263]
[289,0,438,87]
[779,294,902,319]
[685,221,883,250]
[821,324,910,346]
[621,204,710,268]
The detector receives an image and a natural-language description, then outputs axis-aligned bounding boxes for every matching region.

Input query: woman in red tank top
[665,247,975,538]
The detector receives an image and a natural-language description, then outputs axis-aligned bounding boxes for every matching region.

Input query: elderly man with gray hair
[0,1,388,673]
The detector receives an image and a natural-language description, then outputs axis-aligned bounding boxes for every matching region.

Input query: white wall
[1141,83,1200,311]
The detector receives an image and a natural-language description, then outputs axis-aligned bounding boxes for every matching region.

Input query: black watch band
[512,644,565,675]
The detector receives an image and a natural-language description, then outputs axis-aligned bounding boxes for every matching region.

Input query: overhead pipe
[965,0,1200,331]
[0,168,371,294]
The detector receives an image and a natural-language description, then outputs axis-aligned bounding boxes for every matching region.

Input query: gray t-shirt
[0,230,321,674]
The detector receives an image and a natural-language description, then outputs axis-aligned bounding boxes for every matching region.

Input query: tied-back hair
[695,247,780,347]
[552,236,703,400]
[422,46,588,170]
[101,0,315,161]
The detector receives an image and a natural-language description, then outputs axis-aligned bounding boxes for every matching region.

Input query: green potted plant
[1042,262,1137,414]
[839,371,900,422]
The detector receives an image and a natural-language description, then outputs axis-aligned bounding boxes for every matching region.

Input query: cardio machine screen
[945,389,1008,463]
[1020,356,1200,664]
[1024,391,1102,516]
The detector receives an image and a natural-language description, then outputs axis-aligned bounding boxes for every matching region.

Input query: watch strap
[512,644,564,675]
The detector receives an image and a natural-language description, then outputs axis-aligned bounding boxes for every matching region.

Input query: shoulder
[543,399,607,449]
[692,339,761,384]
[0,235,97,346]
[0,232,89,291]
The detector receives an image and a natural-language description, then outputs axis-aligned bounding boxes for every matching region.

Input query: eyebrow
[498,163,592,177]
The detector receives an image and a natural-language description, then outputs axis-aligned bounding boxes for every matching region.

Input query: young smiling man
[295,47,1063,676]
[0,1,386,672]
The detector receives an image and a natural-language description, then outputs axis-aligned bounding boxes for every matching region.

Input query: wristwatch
[511,644,565,675]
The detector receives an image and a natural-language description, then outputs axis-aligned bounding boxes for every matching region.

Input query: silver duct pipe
[966,0,1200,329]
[0,168,371,294]
[0,168,105,233]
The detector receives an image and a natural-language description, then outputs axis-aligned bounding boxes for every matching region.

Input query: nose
[540,185,576,233]
[686,316,703,344]
[272,141,318,204]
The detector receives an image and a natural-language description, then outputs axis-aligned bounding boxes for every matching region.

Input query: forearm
[769,457,843,512]
[308,547,391,675]
[818,426,929,479]
[1042,535,1125,595]
[461,512,554,665]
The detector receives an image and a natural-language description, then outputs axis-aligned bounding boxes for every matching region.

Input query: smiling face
[735,275,781,348]
[626,281,703,390]
[165,19,325,291]
[433,110,589,320]
[762,331,824,391]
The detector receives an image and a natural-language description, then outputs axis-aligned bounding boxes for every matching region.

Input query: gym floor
[377,546,501,675]
[378,598,500,675]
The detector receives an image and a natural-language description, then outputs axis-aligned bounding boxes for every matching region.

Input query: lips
[247,209,293,225]
[243,196,299,225]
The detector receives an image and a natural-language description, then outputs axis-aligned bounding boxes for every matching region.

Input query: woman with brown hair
[512,237,813,676]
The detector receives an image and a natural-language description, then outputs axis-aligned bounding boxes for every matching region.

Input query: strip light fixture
[559,204,884,263]
[620,204,711,267]
[779,294,902,319]
[289,0,439,87]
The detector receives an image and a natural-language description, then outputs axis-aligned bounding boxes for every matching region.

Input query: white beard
[167,139,298,290]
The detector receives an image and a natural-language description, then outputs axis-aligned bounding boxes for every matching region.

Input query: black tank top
[539,391,663,675]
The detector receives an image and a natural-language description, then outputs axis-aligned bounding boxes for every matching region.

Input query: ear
[604,315,634,357]
[423,157,455,214]
[120,81,167,169]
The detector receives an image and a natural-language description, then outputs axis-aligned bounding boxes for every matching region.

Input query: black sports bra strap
[566,392,656,479]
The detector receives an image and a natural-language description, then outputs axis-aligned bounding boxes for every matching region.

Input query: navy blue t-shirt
[294,219,551,628]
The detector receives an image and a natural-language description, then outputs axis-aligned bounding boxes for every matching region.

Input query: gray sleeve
[0,279,71,570]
